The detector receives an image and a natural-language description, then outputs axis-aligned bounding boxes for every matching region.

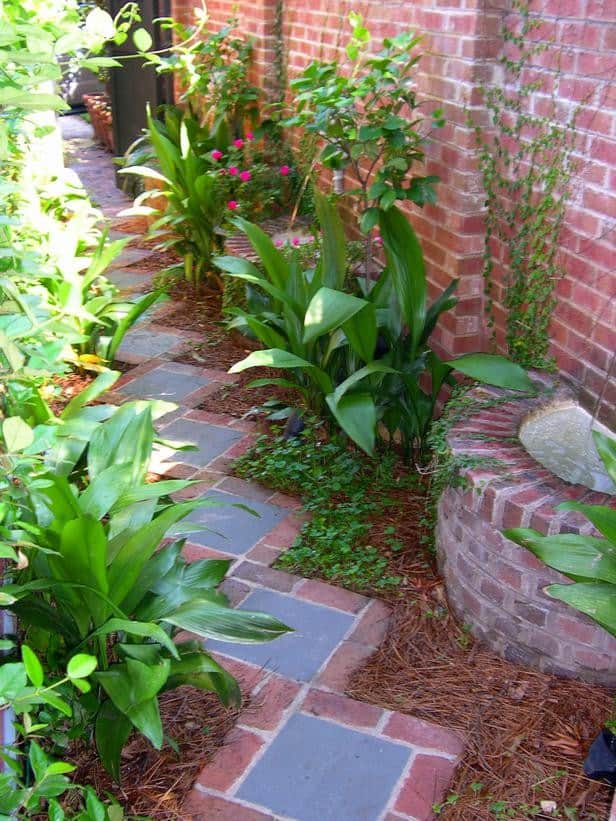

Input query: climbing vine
[472,0,578,370]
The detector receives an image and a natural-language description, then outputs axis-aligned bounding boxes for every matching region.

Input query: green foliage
[147,16,260,136]
[120,105,227,287]
[0,394,290,780]
[0,648,124,819]
[0,0,159,379]
[505,430,616,636]
[286,13,443,229]
[217,196,532,456]
[471,0,577,369]
[234,427,409,590]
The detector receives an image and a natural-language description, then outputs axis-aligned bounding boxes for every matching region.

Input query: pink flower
[239,170,251,182]
[279,165,291,176]
[228,166,239,176]
[275,239,284,247]
[374,235,383,246]
[234,138,244,149]
[211,149,223,160]
[245,131,254,141]
[291,236,300,247]
[227,200,239,210]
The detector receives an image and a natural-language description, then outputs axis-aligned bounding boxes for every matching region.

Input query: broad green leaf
[95,658,169,748]
[233,217,290,290]
[2,417,33,452]
[343,303,377,363]
[303,288,368,344]
[504,528,616,583]
[594,430,616,485]
[50,517,109,629]
[229,349,313,374]
[331,361,396,404]
[557,501,616,545]
[213,255,262,278]
[87,619,179,660]
[360,207,380,233]
[107,499,205,604]
[165,647,241,706]
[106,291,163,362]
[448,353,534,393]
[66,654,97,680]
[60,370,119,419]
[95,700,132,782]
[0,662,27,702]
[379,207,427,356]
[164,600,291,643]
[21,645,43,687]
[326,392,377,457]
[45,762,76,776]
[78,464,133,520]
[315,192,347,289]
[546,581,616,636]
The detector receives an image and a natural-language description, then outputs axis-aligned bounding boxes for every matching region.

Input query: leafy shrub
[0,1,159,376]
[0,648,124,819]
[216,195,533,456]
[285,13,444,233]
[148,16,260,135]
[505,430,616,636]
[120,105,227,287]
[0,386,290,780]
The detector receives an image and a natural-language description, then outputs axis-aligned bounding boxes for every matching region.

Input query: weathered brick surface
[196,727,264,791]
[301,688,384,729]
[383,713,465,759]
[394,754,459,820]
[294,579,370,614]
[316,641,376,692]
[437,382,616,686]
[184,790,273,820]
[242,675,301,731]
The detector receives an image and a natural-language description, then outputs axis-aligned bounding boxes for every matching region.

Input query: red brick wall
[171,0,616,420]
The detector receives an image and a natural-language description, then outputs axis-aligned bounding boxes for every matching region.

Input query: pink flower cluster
[209,135,292,212]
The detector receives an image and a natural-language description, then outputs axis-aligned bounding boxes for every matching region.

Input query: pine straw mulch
[69,686,243,820]
[344,483,614,820]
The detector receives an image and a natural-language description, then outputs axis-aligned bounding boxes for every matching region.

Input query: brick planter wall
[436,380,616,686]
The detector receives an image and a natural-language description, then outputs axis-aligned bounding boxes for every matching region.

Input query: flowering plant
[213,135,296,221]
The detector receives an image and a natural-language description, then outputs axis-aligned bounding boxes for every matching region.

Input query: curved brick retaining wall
[436,381,616,686]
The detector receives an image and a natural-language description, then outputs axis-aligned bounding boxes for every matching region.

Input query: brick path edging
[436,379,616,686]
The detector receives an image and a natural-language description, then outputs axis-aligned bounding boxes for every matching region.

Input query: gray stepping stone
[112,246,154,268]
[238,712,410,820]
[105,268,152,291]
[116,327,184,363]
[184,490,287,554]
[156,419,242,468]
[118,364,209,402]
[208,588,353,681]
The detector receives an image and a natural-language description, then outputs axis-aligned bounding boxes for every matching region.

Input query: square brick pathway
[61,116,467,820]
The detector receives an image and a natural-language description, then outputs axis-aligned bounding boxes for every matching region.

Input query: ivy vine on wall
[472,0,579,370]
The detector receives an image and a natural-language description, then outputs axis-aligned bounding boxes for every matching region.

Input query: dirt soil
[69,687,242,820]
[345,483,614,820]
